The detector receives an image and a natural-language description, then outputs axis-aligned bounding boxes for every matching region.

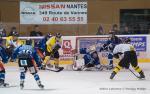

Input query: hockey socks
[20,72,25,80]
[0,73,9,87]
[43,56,50,65]
[133,66,145,79]
[110,65,122,79]
[20,72,25,89]
[0,72,5,81]
[33,73,44,89]
[107,59,113,70]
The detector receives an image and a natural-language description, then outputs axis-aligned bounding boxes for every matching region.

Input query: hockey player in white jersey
[110,38,145,79]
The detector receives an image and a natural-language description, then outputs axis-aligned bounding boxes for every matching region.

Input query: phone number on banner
[43,17,84,22]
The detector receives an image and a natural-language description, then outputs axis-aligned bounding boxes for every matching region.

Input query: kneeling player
[74,46,102,71]
[110,39,145,79]
[12,39,44,89]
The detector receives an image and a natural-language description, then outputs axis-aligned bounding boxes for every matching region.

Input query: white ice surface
[1,63,150,94]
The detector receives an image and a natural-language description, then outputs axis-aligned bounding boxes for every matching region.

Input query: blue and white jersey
[13,45,33,58]
[12,45,41,67]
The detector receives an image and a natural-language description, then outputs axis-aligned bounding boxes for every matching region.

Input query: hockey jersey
[46,36,62,52]
[113,44,135,55]
[6,36,23,48]
[12,45,41,67]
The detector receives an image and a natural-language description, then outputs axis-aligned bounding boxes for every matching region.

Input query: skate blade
[0,85,17,88]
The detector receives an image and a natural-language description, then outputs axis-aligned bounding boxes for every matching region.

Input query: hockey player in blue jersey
[11,39,44,89]
[0,34,9,87]
[100,32,122,70]
[36,33,52,61]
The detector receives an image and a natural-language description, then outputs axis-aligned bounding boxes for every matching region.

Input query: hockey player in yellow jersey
[43,33,64,71]
[110,38,145,79]
[5,31,23,58]
[6,31,23,48]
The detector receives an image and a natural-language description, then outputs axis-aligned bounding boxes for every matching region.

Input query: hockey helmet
[26,39,32,45]
[55,33,62,38]
[124,37,131,43]
[45,33,52,39]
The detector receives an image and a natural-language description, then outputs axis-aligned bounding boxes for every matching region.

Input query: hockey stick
[128,68,141,79]
[45,67,64,72]
[40,59,64,72]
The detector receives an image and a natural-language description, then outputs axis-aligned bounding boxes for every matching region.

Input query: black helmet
[45,33,52,39]
[124,38,131,43]
[55,33,62,38]
[26,39,32,45]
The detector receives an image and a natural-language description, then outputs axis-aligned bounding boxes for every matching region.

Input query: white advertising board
[20,2,87,24]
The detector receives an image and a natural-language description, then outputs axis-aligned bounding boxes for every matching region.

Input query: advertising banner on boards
[20,1,87,24]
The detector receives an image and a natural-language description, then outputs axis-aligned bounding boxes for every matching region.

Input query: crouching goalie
[11,39,44,89]
[73,45,103,71]
[110,38,145,79]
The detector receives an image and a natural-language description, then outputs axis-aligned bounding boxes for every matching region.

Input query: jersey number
[20,60,27,66]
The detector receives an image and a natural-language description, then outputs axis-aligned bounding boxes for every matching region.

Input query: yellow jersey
[6,36,23,48]
[46,36,62,52]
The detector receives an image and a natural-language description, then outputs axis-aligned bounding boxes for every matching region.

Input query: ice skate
[139,71,145,79]
[20,81,24,89]
[0,82,9,88]
[110,71,116,79]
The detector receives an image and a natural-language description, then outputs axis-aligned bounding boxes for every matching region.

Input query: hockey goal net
[75,36,109,64]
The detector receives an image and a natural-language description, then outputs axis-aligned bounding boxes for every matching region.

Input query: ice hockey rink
[0,63,149,94]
